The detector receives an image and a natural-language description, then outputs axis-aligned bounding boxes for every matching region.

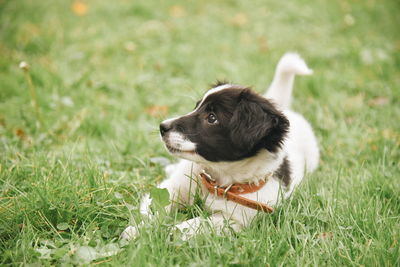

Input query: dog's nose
[160,122,172,136]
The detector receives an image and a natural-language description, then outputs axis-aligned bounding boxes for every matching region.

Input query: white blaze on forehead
[188,84,235,115]
[162,84,237,124]
[202,84,233,101]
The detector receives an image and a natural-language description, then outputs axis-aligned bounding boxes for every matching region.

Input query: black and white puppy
[122,53,319,239]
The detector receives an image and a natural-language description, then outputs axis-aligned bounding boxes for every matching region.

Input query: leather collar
[200,170,274,213]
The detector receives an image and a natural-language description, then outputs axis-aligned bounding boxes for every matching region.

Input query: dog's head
[160,84,289,162]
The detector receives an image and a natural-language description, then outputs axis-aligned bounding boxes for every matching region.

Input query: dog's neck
[197,149,285,186]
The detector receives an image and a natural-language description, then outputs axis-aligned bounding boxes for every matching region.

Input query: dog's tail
[265,53,313,110]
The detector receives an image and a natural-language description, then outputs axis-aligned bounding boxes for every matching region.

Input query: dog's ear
[229,90,289,153]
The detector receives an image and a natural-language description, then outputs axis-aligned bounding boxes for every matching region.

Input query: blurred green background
[0,0,399,265]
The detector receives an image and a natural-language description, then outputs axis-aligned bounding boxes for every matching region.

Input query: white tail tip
[277,53,313,76]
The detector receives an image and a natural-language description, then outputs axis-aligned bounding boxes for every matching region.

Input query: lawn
[0,0,399,265]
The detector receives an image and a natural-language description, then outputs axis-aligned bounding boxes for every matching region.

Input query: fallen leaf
[368,96,389,107]
[370,144,378,151]
[72,0,88,16]
[169,5,186,18]
[144,105,169,117]
[317,232,333,240]
[15,128,25,139]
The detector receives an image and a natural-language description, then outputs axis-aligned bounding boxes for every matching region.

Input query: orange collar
[200,171,274,213]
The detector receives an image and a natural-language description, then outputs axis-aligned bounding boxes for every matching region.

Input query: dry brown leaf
[72,0,88,16]
[169,5,186,18]
[15,128,26,139]
[317,232,333,240]
[145,105,169,117]
[370,144,378,151]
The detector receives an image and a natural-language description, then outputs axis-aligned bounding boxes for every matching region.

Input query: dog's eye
[206,113,218,124]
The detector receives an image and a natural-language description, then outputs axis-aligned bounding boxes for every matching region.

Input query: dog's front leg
[121,161,199,240]
[121,187,190,240]
[119,192,156,240]
[174,213,243,240]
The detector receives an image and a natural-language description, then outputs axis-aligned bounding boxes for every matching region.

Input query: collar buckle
[201,170,215,182]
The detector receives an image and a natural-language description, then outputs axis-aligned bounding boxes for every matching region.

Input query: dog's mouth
[165,143,196,154]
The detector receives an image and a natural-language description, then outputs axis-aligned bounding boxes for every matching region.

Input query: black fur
[229,89,289,154]
[275,157,291,186]
[161,86,289,162]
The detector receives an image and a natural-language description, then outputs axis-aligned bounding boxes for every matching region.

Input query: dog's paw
[120,225,138,240]
[174,218,204,240]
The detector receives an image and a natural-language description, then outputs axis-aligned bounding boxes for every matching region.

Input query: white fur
[196,84,234,109]
[266,53,313,110]
[165,132,197,152]
[121,53,319,240]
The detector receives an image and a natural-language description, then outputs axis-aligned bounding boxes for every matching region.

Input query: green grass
[1,0,399,265]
